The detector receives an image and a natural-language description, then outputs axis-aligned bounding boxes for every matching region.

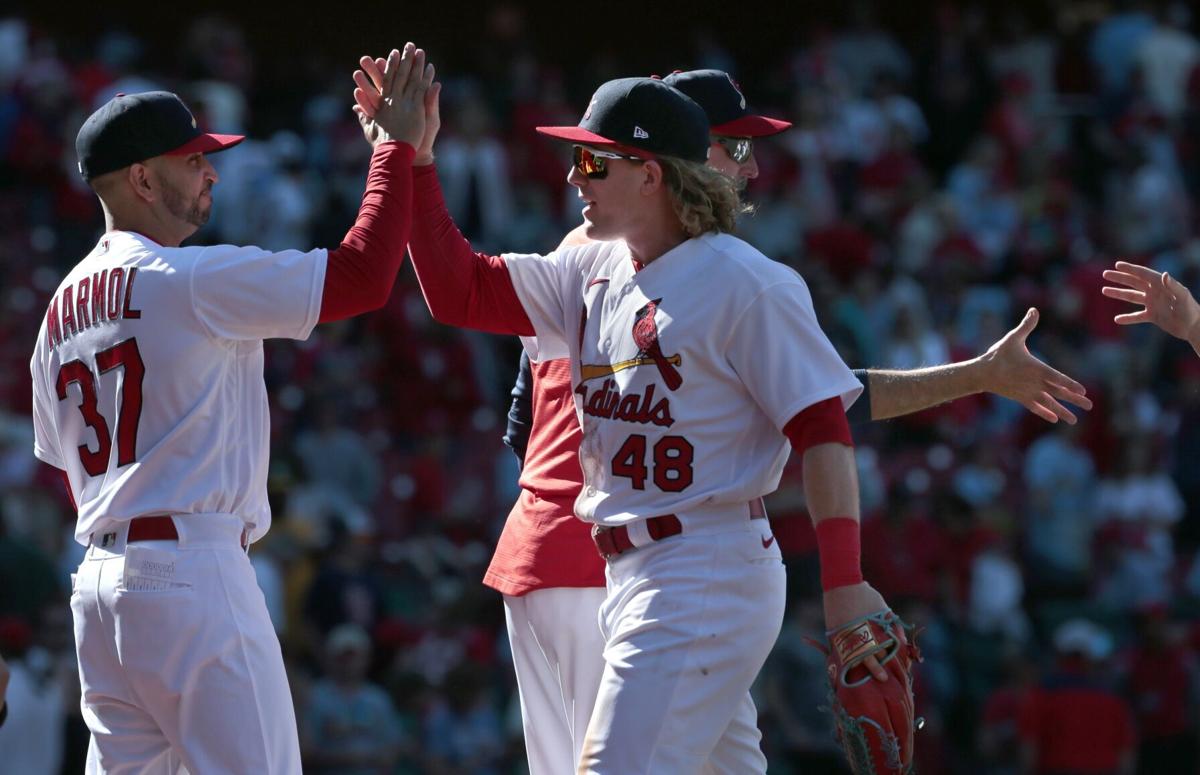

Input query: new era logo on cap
[535,77,710,163]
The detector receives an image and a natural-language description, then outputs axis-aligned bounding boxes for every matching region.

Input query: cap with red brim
[77,90,246,180]
[536,77,711,164]
[165,133,246,156]
[662,69,793,138]
[711,114,792,138]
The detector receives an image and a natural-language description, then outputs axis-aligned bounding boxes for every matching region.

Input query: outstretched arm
[1103,261,1200,356]
[861,308,1091,424]
[318,44,433,323]
[354,49,533,335]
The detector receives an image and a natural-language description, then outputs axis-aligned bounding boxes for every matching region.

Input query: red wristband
[815,516,863,591]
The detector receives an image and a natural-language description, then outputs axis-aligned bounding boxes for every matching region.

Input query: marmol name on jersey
[574,378,675,427]
[45,266,142,349]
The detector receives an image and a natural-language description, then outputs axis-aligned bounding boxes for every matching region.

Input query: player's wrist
[814,516,863,591]
[413,151,435,166]
[963,351,993,396]
[1185,313,1200,352]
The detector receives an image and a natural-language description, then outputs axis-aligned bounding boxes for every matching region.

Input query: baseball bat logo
[632,299,682,391]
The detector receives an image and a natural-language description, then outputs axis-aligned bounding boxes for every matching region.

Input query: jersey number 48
[611,434,694,492]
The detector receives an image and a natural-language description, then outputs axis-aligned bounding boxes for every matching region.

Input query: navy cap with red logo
[536,77,710,163]
[76,91,244,181]
[662,70,791,138]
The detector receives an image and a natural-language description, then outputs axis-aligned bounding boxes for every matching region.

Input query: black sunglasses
[573,146,641,180]
[714,136,753,164]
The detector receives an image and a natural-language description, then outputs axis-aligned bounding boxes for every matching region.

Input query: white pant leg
[83,735,186,775]
[703,693,768,775]
[505,587,608,775]
[74,554,184,775]
[73,519,300,775]
[579,521,785,775]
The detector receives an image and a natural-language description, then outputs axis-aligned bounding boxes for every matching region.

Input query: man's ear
[127,163,156,204]
[641,160,665,196]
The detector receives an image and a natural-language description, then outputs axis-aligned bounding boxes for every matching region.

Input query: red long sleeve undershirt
[784,396,854,454]
[318,141,416,323]
[408,164,534,335]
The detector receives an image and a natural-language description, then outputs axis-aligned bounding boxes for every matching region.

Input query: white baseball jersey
[30,230,327,545]
[505,231,861,527]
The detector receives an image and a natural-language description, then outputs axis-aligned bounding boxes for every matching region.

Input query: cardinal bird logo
[632,299,683,390]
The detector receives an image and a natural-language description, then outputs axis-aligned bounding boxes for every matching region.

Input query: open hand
[366,53,441,164]
[978,307,1092,424]
[351,42,436,149]
[1102,261,1200,346]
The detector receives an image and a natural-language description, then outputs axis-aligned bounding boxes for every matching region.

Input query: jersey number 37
[55,338,145,476]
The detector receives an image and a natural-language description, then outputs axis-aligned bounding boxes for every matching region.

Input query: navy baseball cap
[536,77,710,163]
[76,91,244,181]
[662,70,791,137]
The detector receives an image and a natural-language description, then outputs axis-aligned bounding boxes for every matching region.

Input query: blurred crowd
[1,2,1199,772]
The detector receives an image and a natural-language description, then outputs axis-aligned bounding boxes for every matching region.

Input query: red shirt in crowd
[1017,664,1136,774]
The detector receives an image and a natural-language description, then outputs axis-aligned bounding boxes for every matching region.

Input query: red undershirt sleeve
[408,164,534,335]
[783,396,854,455]
[318,141,415,323]
[787,398,861,591]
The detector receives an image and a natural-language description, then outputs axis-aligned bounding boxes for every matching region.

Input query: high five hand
[351,42,436,149]
[979,308,1092,424]
[1102,261,1200,347]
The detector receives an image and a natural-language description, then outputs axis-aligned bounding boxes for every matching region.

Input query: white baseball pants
[504,586,608,775]
[70,515,301,774]
[578,518,786,774]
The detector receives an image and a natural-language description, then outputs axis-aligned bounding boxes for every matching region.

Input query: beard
[161,179,212,228]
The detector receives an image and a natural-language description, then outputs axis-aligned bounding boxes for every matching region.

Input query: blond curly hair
[655,155,751,238]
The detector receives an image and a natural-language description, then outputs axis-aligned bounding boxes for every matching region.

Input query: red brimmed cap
[662,69,792,138]
[536,77,710,163]
[76,91,244,180]
[164,132,246,156]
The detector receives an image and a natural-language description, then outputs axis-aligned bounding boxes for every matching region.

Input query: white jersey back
[505,232,862,527]
[30,231,326,545]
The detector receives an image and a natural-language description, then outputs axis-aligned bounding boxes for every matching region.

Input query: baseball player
[29,44,435,773]
[489,69,1091,775]
[360,62,913,772]
[1103,260,1200,355]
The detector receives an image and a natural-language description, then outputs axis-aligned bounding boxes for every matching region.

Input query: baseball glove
[817,609,921,774]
